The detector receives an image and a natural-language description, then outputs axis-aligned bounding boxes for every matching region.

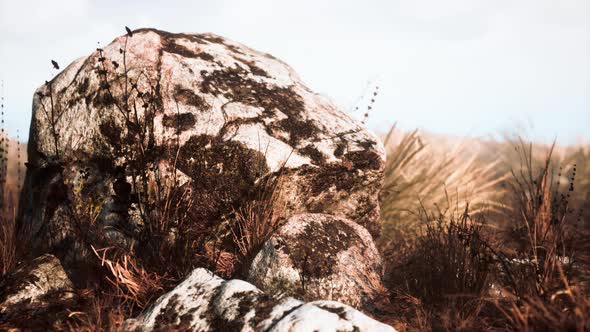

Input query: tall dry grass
[0,137,26,276]
[380,126,590,331]
[379,126,507,247]
[230,174,287,273]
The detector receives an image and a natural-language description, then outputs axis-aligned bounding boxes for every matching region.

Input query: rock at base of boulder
[125,268,395,332]
[0,254,76,329]
[247,213,386,311]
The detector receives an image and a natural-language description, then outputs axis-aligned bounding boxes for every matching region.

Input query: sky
[1,0,589,144]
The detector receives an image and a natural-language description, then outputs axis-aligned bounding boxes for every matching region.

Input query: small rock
[0,254,76,327]
[125,268,395,332]
[248,213,386,311]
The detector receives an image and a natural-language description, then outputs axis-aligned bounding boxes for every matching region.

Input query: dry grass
[140,176,208,279]
[65,294,128,332]
[380,127,590,331]
[384,205,500,330]
[0,207,16,276]
[379,126,507,248]
[502,140,576,296]
[497,269,590,332]
[230,174,287,274]
[91,246,166,309]
[138,169,242,280]
[491,140,589,331]
[0,137,25,276]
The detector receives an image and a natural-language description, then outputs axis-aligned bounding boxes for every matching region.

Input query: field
[378,128,589,330]
[1,128,589,331]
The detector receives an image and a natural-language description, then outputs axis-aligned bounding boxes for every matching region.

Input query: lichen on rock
[18,28,385,272]
[247,213,386,311]
[124,268,395,332]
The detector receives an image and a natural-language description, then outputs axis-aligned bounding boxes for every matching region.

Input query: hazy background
[1,0,589,143]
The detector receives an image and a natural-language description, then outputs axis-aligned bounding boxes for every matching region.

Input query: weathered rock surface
[248,213,386,310]
[18,28,385,269]
[125,268,395,332]
[0,254,76,324]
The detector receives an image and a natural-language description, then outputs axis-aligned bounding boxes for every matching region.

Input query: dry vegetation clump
[501,140,576,295]
[383,206,498,330]
[0,212,16,276]
[379,126,507,247]
[50,172,287,330]
[380,128,590,331]
[64,293,128,332]
[60,171,288,330]
[0,137,25,276]
[230,173,287,276]
[498,271,590,332]
[91,246,167,308]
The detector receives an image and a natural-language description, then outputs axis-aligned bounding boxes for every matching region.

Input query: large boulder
[124,268,395,332]
[0,254,76,328]
[17,28,385,268]
[248,213,386,310]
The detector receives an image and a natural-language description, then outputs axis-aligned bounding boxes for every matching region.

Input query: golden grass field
[379,127,589,330]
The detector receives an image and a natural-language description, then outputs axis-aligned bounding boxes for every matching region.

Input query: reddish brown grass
[91,246,167,309]
[66,294,128,332]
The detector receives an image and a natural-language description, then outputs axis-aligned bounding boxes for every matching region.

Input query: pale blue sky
[1,0,589,143]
